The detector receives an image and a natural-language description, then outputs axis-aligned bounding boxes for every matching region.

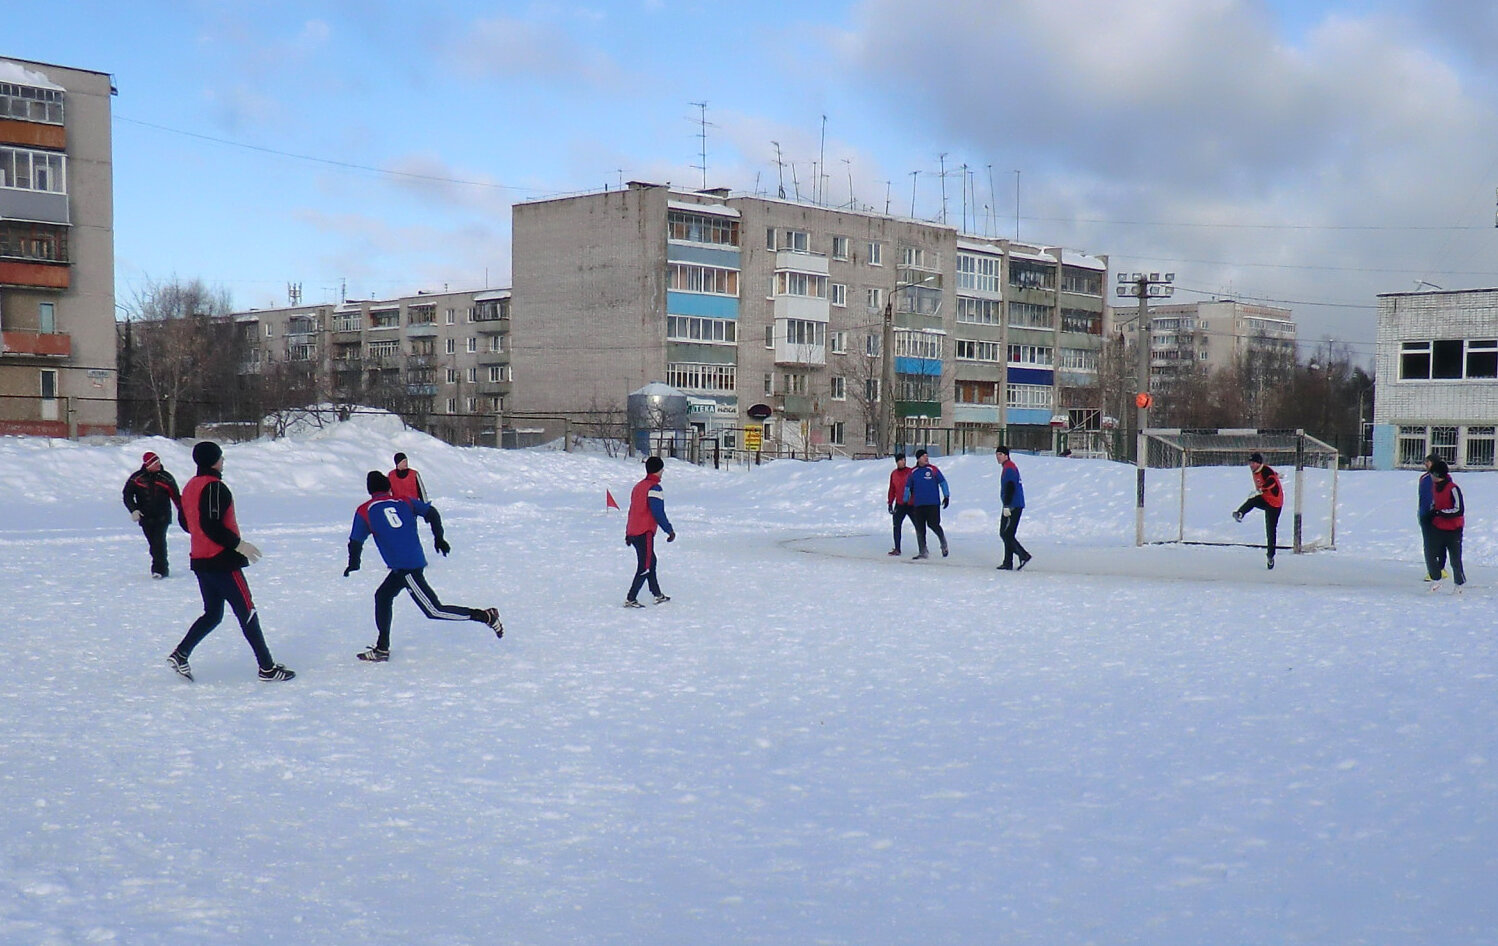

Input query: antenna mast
[689,101,711,189]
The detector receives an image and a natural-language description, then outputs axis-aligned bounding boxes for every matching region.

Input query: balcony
[406,383,439,396]
[476,349,509,364]
[405,323,439,338]
[478,380,513,395]
[773,393,814,417]
[0,259,69,290]
[1,330,70,357]
[474,319,508,334]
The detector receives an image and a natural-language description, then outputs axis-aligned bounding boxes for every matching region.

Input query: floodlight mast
[1115,270,1175,543]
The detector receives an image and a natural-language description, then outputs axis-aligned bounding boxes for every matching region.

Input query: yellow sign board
[743,425,763,451]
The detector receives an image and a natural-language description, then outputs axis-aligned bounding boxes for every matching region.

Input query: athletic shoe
[1423,570,1449,582]
[887,549,901,556]
[482,607,504,638]
[1017,556,1031,571]
[1428,582,1442,593]
[623,599,646,609]
[257,664,296,682]
[912,551,929,560]
[1455,584,1466,595]
[941,545,949,558]
[996,564,1014,571]
[357,646,390,662]
[1232,512,1244,522]
[654,595,671,605]
[1267,558,1275,570]
[151,572,166,580]
[167,652,193,681]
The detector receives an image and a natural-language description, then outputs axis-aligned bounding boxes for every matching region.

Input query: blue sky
[11,0,1498,356]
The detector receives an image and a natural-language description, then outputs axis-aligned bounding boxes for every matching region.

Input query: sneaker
[167,652,193,681]
[912,551,929,560]
[1423,570,1450,582]
[654,595,671,605]
[996,564,1014,571]
[151,572,166,580]
[482,607,504,638]
[356,646,390,662]
[623,599,646,609]
[257,664,296,682]
[1455,583,1466,595]
[1429,582,1442,593]
[1267,558,1275,570]
[1232,511,1244,522]
[941,545,949,558]
[887,549,901,556]
[1017,556,1031,572]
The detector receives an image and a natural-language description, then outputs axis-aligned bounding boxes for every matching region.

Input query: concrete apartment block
[0,56,115,436]
[1374,288,1498,470]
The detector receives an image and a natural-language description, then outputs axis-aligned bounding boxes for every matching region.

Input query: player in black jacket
[122,450,186,578]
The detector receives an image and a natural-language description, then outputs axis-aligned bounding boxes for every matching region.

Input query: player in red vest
[1232,451,1284,570]
[166,441,294,682]
[1425,459,1467,592]
[387,452,428,502]
[623,456,676,607]
[886,452,914,556]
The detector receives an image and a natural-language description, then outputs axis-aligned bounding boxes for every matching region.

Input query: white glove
[130,510,143,523]
[238,540,262,564]
[1001,507,1012,518]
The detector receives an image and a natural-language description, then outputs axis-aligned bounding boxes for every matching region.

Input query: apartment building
[511,181,1108,455]
[1374,288,1498,470]
[0,56,115,436]
[232,288,511,445]
[1134,300,1297,387]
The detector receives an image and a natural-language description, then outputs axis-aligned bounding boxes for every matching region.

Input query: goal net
[1136,428,1340,553]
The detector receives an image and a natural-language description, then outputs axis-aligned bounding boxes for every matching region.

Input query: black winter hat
[1430,459,1450,478]
[367,470,391,494]
[394,452,408,464]
[1249,452,1264,464]
[192,440,223,469]
[644,456,664,474]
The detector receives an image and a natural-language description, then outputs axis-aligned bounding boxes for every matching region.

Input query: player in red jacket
[886,452,914,556]
[624,456,676,607]
[1233,451,1284,569]
[387,452,428,502]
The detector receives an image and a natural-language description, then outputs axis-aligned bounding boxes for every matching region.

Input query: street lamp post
[879,273,939,456]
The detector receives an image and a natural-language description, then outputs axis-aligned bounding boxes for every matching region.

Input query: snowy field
[3,418,1496,945]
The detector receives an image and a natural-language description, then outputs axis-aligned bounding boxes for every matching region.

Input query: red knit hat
[142,451,161,468]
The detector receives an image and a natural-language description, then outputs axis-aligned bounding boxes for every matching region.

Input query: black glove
[343,561,359,577]
[888,503,894,514]
[434,537,451,556]
[667,532,676,543]
[344,541,362,576]
[942,496,950,509]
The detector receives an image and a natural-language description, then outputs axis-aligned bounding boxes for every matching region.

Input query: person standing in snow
[902,449,950,559]
[1425,459,1467,592]
[167,441,295,682]
[1416,453,1448,582]
[342,471,502,662]
[995,445,1031,571]
[886,451,915,556]
[1232,451,1283,570]
[122,450,185,579]
[387,452,429,502]
[624,456,675,607]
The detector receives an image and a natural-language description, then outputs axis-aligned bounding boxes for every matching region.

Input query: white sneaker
[1428,582,1442,593]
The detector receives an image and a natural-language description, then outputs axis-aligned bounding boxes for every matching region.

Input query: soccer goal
[1136,428,1340,553]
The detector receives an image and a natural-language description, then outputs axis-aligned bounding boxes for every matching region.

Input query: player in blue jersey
[343,471,503,662]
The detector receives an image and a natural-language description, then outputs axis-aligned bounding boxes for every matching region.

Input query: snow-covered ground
[3,419,1495,945]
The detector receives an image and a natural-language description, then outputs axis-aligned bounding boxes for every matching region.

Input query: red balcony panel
[0,118,66,150]
[0,259,70,289]
[1,331,72,357]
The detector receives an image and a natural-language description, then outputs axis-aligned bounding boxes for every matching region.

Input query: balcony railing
[0,330,70,357]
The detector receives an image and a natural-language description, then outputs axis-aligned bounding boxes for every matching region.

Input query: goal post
[1135,428,1340,553]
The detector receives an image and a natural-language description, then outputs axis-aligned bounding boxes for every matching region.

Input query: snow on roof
[667,200,740,218]
[0,60,65,91]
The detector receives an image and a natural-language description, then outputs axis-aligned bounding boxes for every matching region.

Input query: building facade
[0,56,115,436]
[1374,288,1498,470]
[1132,300,1297,388]
[231,288,512,445]
[511,182,1108,455]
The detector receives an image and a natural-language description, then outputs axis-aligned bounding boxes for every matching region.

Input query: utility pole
[1116,271,1174,544]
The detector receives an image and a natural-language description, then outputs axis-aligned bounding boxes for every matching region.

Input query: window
[445,308,456,325]
[866,288,883,311]
[1061,268,1103,295]
[956,253,1001,292]
[830,376,846,400]
[775,229,810,252]
[1009,259,1055,291]
[867,241,883,266]
[467,367,478,383]
[957,297,1000,324]
[1432,340,1463,379]
[1468,426,1496,467]
[765,326,775,349]
[668,262,739,296]
[955,380,999,404]
[829,421,845,445]
[1060,348,1099,372]
[955,339,1001,362]
[1009,302,1051,329]
[488,365,505,383]
[370,308,400,329]
[1467,340,1498,378]
[781,372,808,395]
[40,368,57,400]
[289,344,315,362]
[0,221,67,263]
[764,372,774,396]
[667,210,740,246]
[829,331,847,354]
[667,315,737,344]
[1397,426,1427,467]
[264,323,273,337]
[1061,308,1102,334]
[446,368,459,383]
[0,82,65,125]
[774,270,827,298]
[830,283,847,307]
[447,398,458,413]
[0,147,66,194]
[865,334,882,357]
[1008,344,1054,367]
[332,311,362,332]
[368,339,400,360]
[1402,339,1498,380]
[467,397,478,413]
[865,378,881,402]
[1006,383,1053,410]
[408,305,436,325]
[895,331,942,359]
[38,302,54,334]
[832,236,850,260]
[900,246,932,269]
[664,363,736,392]
[784,319,825,347]
[467,336,478,353]
[445,337,456,354]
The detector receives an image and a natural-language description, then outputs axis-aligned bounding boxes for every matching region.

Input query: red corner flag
[605,489,620,510]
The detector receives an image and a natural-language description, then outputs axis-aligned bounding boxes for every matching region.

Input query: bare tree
[118,278,239,438]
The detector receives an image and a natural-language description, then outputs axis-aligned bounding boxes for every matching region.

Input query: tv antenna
[689,102,713,189]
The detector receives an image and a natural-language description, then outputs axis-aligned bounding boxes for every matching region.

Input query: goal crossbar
[1135,428,1340,552]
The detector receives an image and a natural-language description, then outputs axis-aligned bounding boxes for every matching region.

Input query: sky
[3,418,1495,942]
[11,0,1498,360]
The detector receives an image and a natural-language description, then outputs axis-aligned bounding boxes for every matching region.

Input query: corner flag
[606,489,620,510]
